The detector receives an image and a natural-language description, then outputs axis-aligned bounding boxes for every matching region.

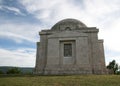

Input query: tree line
[0,67,33,74]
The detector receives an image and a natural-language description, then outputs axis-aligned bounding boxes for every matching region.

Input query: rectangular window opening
[64,44,72,57]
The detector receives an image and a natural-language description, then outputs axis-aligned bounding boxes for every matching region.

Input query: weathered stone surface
[34,18,107,75]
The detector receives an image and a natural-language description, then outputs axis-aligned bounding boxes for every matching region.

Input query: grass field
[0,75,120,86]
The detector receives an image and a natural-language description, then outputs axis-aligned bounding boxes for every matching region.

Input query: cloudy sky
[0,0,120,67]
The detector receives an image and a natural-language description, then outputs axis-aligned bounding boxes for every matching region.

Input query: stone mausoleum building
[35,18,106,75]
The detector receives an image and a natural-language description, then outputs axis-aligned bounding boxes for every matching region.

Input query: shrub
[0,70,4,74]
[6,67,21,74]
[116,71,120,75]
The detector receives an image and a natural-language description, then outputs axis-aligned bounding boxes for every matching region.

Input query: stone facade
[35,18,107,75]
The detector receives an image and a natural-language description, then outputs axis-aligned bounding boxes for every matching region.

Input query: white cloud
[0,23,42,43]
[5,6,24,15]
[84,0,120,16]
[99,18,120,52]
[0,48,36,67]
[0,31,32,43]
[0,5,25,16]
[0,6,2,9]
[105,53,120,66]
[19,0,120,27]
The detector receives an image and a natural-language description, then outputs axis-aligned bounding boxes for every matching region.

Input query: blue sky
[0,0,120,67]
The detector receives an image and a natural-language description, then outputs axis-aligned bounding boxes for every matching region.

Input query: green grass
[0,75,120,86]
